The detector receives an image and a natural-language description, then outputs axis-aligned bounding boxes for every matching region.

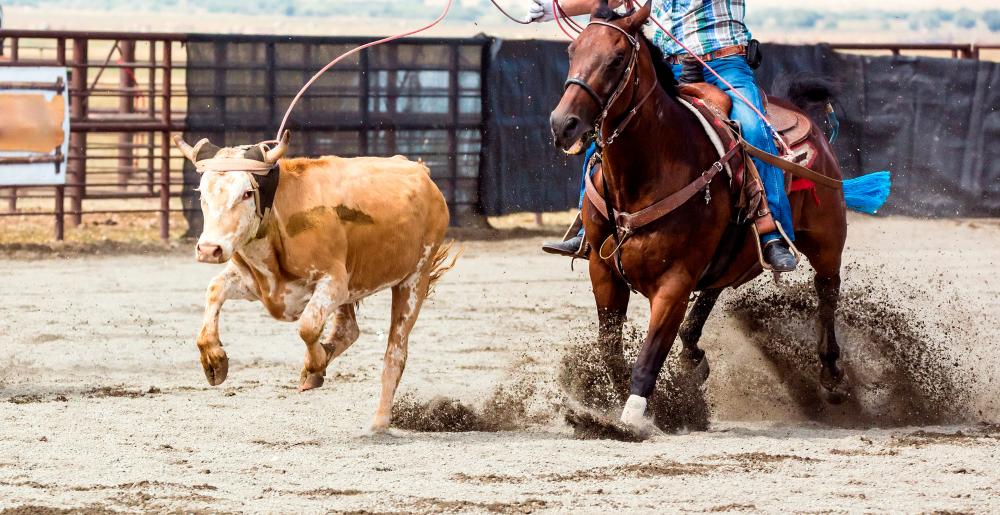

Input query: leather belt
[667,45,747,65]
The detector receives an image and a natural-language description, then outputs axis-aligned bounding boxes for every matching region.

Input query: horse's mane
[591,7,678,98]
[641,32,678,98]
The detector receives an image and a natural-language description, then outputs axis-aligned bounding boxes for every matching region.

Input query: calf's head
[173,132,289,263]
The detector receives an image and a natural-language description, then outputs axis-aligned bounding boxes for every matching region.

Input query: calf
[174,132,456,431]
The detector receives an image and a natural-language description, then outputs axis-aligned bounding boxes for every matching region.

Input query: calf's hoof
[298,370,325,392]
[370,415,391,433]
[202,354,229,386]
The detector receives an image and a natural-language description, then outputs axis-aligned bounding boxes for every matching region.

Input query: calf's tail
[427,240,463,295]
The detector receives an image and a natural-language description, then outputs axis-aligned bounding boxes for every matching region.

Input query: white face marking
[197,169,259,261]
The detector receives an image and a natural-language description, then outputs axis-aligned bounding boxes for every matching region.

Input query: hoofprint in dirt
[1,214,998,513]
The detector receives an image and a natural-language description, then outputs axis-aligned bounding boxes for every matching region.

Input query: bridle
[563,19,659,291]
[563,20,658,149]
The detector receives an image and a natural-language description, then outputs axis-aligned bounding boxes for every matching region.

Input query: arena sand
[0,214,998,513]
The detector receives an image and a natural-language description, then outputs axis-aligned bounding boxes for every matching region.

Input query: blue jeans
[673,56,793,242]
[576,56,793,243]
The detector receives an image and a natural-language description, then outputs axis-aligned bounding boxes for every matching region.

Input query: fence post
[68,38,88,227]
[54,186,65,241]
[448,43,460,225]
[118,39,136,189]
[160,40,172,242]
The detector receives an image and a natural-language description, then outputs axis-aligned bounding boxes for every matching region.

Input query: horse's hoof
[298,372,325,392]
[679,350,710,384]
[203,355,229,386]
[619,395,648,427]
[820,369,849,405]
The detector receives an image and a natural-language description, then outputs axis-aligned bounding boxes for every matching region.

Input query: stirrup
[541,211,589,262]
[751,221,800,278]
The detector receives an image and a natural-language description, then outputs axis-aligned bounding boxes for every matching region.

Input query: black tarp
[479,39,585,217]
[757,44,1000,217]
[480,41,1000,217]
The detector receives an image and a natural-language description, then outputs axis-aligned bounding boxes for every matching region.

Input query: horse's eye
[611,53,625,66]
[242,190,253,201]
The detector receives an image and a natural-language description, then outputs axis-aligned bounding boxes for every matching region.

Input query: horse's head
[550,1,651,152]
[174,132,288,263]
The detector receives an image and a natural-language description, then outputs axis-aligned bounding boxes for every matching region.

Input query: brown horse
[549,3,850,426]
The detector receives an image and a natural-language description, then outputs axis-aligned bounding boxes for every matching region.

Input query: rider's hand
[523,0,555,23]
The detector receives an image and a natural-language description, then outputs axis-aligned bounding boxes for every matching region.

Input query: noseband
[563,21,657,148]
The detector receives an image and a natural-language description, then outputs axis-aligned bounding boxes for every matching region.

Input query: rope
[489,0,532,24]
[275,0,454,141]
[553,0,580,40]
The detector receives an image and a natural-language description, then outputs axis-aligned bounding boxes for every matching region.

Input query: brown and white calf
[174,132,456,431]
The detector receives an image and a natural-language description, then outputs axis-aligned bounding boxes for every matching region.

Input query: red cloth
[790,177,820,206]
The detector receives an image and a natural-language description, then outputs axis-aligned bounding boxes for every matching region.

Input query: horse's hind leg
[677,288,721,383]
[815,273,847,403]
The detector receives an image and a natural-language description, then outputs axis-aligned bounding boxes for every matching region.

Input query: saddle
[678,83,812,146]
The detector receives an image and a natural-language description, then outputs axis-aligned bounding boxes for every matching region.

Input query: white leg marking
[620,394,648,426]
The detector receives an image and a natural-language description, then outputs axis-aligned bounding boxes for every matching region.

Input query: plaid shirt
[649,0,751,57]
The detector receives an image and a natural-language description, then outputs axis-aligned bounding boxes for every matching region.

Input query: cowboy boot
[542,235,587,257]
[763,239,797,272]
[542,211,589,258]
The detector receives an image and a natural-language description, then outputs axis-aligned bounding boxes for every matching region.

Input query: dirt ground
[1,214,999,514]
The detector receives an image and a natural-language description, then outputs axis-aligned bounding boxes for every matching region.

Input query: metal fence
[0,30,185,240]
[180,34,488,235]
[0,30,997,240]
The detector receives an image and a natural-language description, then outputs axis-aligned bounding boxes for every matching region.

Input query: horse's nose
[196,243,224,263]
[551,113,583,150]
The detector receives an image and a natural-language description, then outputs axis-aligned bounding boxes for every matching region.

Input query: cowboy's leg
[543,143,597,256]
[702,56,794,243]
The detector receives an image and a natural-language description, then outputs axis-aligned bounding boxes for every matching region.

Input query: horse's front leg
[621,269,695,426]
[590,256,632,401]
[298,271,348,392]
[197,263,256,386]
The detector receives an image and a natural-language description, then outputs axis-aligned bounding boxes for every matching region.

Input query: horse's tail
[841,172,891,215]
[787,77,892,214]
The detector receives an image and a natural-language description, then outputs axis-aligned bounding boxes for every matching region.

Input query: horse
[549,2,870,426]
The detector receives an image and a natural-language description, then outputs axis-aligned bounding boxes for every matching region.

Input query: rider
[530,0,798,271]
